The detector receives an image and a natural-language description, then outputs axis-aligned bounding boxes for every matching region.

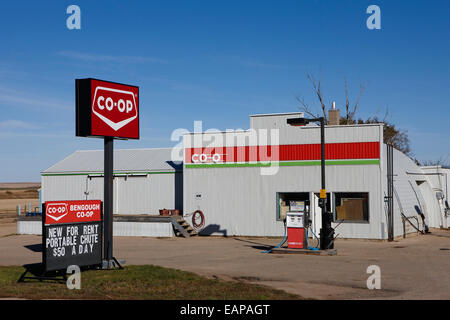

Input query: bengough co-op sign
[76,78,139,139]
[43,200,103,271]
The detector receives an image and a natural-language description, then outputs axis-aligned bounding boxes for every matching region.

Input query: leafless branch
[296,96,320,118]
[306,72,327,121]
[297,73,367,125]
[420,155,450,167]
[344,77,350,121]
[382,107,389,123]
[349,81,367,121]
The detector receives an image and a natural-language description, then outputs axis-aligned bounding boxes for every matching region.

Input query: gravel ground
[1,223,449,300]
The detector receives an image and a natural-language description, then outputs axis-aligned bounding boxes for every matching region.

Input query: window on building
[276,192,309,221]
[334,192,369,222]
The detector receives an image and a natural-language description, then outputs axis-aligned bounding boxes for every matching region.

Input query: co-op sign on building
[76,78,139,139]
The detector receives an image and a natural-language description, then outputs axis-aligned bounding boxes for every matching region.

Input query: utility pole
[287,116,334,250]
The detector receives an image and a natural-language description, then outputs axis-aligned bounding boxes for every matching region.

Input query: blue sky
[0,1,449,181]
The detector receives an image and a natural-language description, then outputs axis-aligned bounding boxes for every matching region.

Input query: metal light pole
[287,116,334,250]
[317,118,334,250]
[103,136,114,266]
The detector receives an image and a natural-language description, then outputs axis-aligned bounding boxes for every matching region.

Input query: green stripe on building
[185,159,380,169]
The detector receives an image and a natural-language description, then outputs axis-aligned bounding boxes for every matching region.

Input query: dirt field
[0,183,40,201]
[0,182,40,216]
[0,183,40,236]
[0,183,40,189]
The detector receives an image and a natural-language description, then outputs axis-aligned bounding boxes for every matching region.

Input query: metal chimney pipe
[328,101,340,125]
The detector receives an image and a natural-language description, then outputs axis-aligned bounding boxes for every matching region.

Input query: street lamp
[287,116,334,250]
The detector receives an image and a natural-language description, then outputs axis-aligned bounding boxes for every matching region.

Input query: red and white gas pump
[286,212,305,248]
[286,201,309,249]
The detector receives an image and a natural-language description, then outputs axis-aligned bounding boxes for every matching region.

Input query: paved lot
[1,225,449,300]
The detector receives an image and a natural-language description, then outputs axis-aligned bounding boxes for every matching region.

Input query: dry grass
[0,188,39,200]
[0,183,40,189]
[0,265,302,300]
[0,185,40,217]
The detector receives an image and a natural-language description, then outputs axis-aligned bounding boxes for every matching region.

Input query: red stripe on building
[185,141,380,164]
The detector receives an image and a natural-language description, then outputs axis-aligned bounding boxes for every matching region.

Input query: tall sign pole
[76,78,139,269]
[104,137,114,265]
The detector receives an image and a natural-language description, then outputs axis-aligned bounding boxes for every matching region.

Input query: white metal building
[32,148,183,237]
[33,112,447,239]
[182,112,447,239]
[41,148,183,214]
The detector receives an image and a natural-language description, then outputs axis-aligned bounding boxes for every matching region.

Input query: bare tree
[344,77,367,123]
[363,116,411,156]
[296,72,366,124]
[420,155,450,167]
[296,73,412,156]
[296,72,327,122]
[295,96,320,119]
[307,72,327,121]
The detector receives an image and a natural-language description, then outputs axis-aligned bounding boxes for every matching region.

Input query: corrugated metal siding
[18,221,174,237]
[183,164,383,238]
[113,222,174,237]
[280,142,379,161]
[42,175,94,202]
[42,173,180,215]
[183,122,385,239]
[115,173,182,214]
[279,124,383,145]
[17,221,41,235]
[419,166,449,228]
[416,182,441,228]
[185,142,379,163]
[380,145,442,238]
[183,124,384,148]
[250,113,304,130]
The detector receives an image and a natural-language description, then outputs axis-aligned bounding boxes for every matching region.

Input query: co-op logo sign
[92,86,138,132]
[45,200,102,225]
[75,78,139,140]
[46,203,69,222]
[191,153,222,163]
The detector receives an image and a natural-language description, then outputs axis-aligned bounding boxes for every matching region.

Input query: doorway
[312,192,331,236]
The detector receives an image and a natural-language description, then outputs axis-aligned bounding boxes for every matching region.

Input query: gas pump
[286,200,310,249]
